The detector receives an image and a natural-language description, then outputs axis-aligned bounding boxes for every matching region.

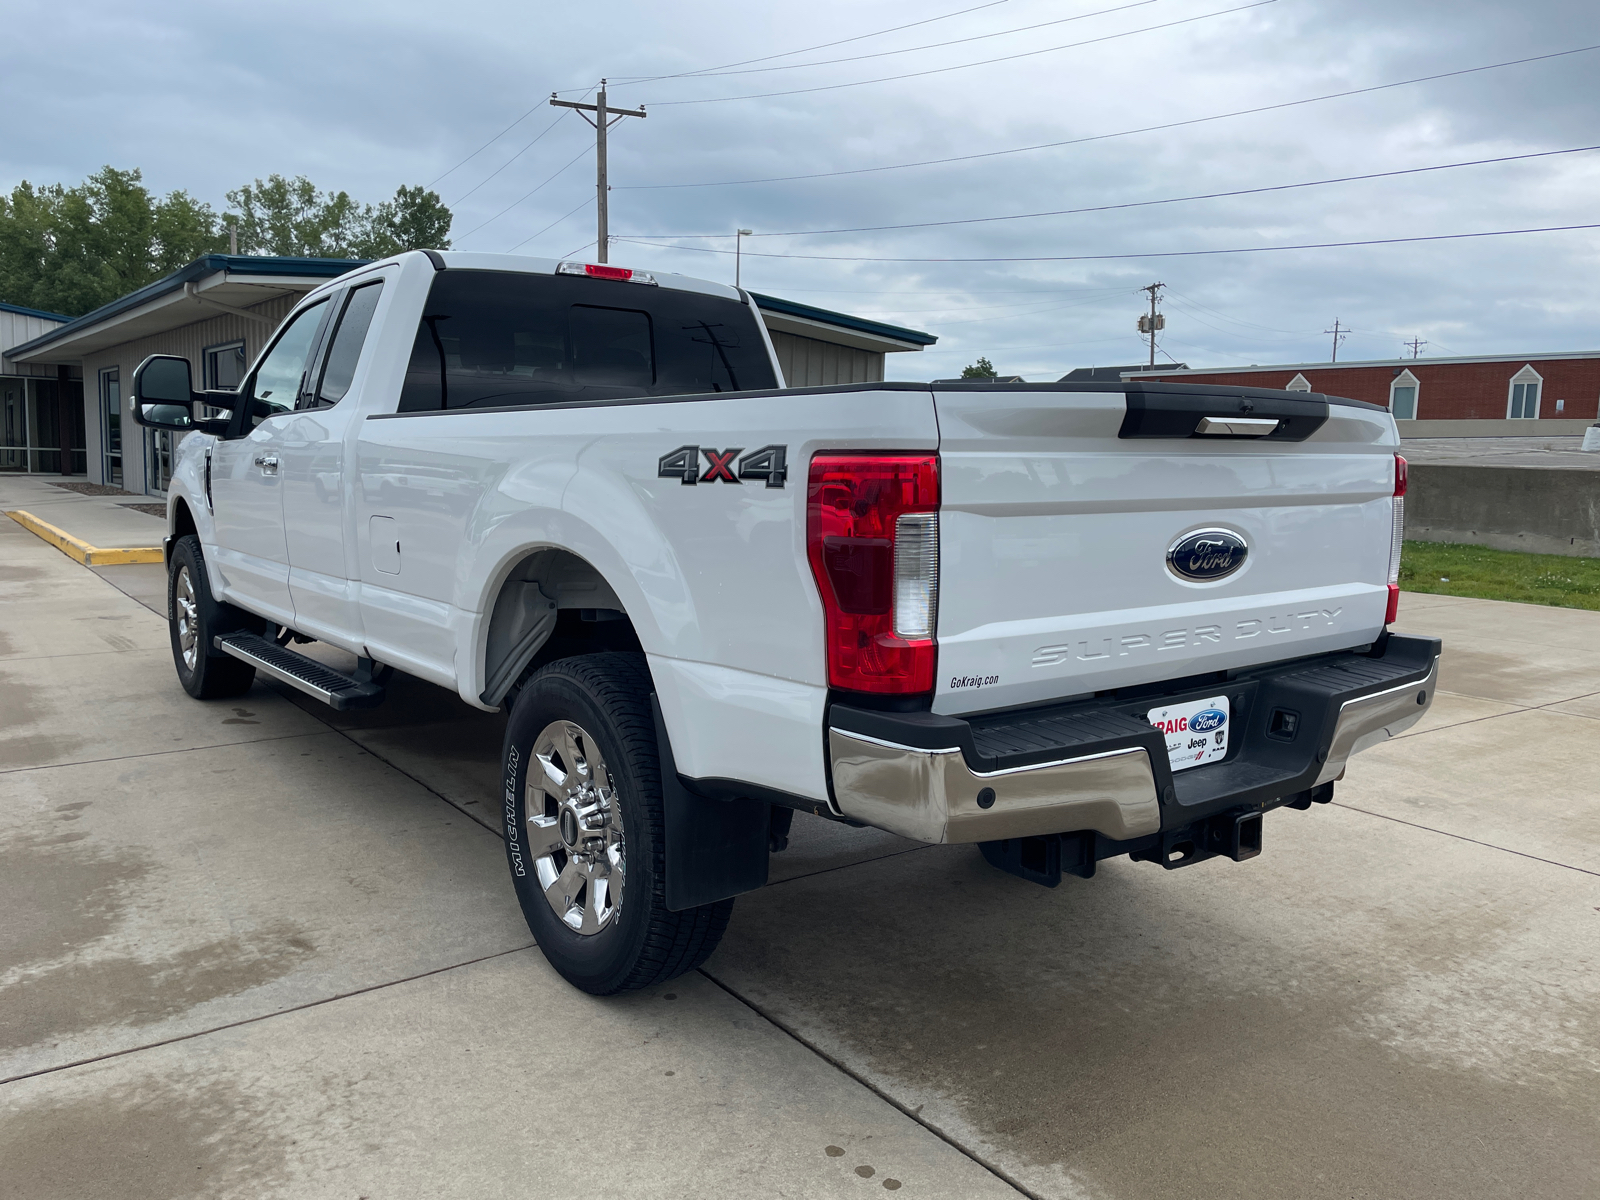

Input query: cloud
[2,0,1595,377]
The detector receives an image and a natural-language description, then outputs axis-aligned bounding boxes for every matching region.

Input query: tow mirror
[130,355,236,433]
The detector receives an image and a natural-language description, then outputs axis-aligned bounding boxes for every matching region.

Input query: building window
[1285,373,1312,392]
[1507,365,1542,419]
[204,340,247,390]
[1390,369,1419,420]
[99,368,122,486]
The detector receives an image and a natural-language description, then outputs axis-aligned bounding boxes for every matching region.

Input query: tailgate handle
[1197,416,1280,437]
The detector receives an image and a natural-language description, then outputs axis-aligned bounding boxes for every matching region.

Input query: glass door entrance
[1,376,87,475]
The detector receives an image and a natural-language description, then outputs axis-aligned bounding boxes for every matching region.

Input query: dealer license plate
[1147,694,1230,773]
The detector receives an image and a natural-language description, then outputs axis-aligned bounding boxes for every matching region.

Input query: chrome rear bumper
[1314,655,1438,785]
[827,635,1440,846]
[828,732,1160,844]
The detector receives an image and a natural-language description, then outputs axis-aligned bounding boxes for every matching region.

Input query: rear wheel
[501,652,733,994]
[168,534,260,699]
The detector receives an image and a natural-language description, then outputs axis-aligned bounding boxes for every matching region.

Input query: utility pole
[550,80,646,263]
[736,229,753,289]
[227,223,238,255]
[1324,318,1348,362]
[1137,282,1166,368]
[1405,337,1427,359]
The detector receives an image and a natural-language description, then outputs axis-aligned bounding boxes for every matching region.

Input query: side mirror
[130,355,239,434]
[130,355,197,430]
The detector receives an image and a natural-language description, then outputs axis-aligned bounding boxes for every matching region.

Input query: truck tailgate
[932,383,1398,716]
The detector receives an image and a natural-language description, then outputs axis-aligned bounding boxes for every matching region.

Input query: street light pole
[736,229,753,289]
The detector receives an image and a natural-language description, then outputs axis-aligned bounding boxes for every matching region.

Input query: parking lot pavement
[4,517,1598,1198]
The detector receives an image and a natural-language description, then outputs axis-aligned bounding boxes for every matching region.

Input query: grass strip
[1400,540,1600,610]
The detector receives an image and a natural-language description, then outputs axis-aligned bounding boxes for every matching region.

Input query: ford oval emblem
[1168,529,1248,582]
[1190,708,1227,732]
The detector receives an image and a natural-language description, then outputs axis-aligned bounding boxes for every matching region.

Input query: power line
[647,0,1279,106]
[647,0,1160,81]
[605,0,1013,86]
[619,43,1600,187]
[430,93,564,187]
[1162,290,1317,335]
[449,109,573,206]
[507,195,597,253]
[456,142,593,241]
[614,221,1600,264]
[623,145,1600,239]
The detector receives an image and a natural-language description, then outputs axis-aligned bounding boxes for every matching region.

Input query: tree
[0,167,455,317]
[960,356,998,379]
[0,166,223,316]
[223,176,452,258]
[360,185,454,258]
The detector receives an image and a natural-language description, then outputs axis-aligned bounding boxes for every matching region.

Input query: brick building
[1121,351,1600,421]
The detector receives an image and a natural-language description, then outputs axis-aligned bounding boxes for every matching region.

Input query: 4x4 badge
[659,444,787,488]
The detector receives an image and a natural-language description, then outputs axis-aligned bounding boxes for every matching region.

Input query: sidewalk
[0,476,166,555]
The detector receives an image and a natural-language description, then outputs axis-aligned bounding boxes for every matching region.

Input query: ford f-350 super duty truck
[130,249,1440,995]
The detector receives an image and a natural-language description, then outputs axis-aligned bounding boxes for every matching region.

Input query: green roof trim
[9,254,367,359]
[750,292,936,347]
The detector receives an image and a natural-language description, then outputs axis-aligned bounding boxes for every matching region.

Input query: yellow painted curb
[5,510,164,566]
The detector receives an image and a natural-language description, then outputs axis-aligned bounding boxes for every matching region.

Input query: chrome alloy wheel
[174,565,200,671]
[527,720,625,935]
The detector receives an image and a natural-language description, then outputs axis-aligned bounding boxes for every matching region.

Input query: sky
[3,0,1597,380]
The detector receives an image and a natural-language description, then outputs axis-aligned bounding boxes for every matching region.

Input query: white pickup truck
[130,249,1440,994]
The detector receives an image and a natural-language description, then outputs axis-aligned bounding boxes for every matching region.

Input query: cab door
[208,297,331,626]
[279,278,387,648]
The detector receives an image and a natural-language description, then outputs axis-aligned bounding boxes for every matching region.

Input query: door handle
[254,453,279,475]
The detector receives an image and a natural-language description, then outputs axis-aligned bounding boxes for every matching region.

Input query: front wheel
[501,652,733,994]
[168,534,261,699]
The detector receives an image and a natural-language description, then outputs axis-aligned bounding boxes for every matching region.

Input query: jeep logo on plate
[1167,529,1248,581]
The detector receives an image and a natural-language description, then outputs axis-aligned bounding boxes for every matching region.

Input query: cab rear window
[397,270,777,411]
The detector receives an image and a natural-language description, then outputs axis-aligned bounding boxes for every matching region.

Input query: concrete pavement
[3,502,1598,1197]
[0,476,166,551]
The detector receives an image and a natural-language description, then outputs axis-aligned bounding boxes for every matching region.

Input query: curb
[5,510,164,566]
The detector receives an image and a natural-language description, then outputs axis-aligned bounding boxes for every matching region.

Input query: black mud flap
[652,695,770,912]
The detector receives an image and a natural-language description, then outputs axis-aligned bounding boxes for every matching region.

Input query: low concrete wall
[1397,418,1597,438]
[1407,464,1600,557]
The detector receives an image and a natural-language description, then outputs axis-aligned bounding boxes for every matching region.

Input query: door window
[245,300,328,426]
[100,368,122,485]
[312,281,385,407]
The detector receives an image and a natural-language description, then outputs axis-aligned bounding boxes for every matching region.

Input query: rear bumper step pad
[213,633,385,710]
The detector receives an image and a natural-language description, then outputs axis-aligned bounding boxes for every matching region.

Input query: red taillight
[586,263,633,281]
[807,455,939,694]
[1386,453,1407,624]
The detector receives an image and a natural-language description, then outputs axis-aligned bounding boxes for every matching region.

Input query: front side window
[247,299,328,423]
[398,270,777,412]
[313,281,386,407]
